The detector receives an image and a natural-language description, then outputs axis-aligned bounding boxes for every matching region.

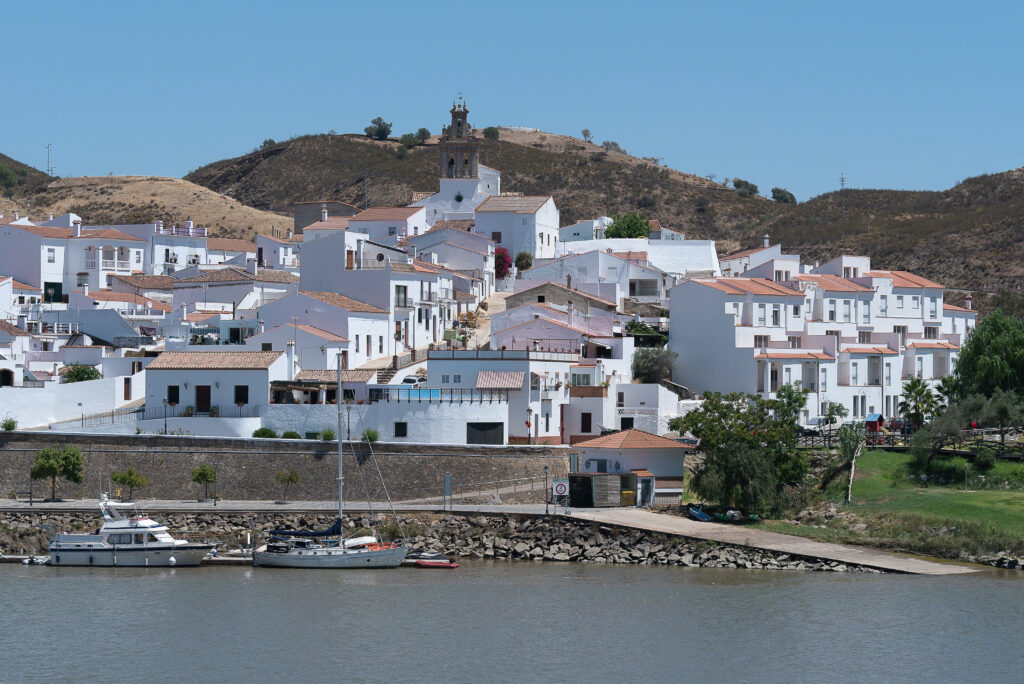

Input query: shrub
[483,126,499,140]
[31,445,84,500]
[416,127,431,143]
[281,430,302,439]
[515,251,533,272]
[321,429,336,441]
[111,466,147,499]
[581,128,592,142]
[495,247,512,279]
[601,140,626,154]
[364,117,392,140]
[733,178,759,197]
[631,348,678,384]
[0,164,16,189]
[605,211,650,239]
[771,187,796,204]
[275,469,300,499]
[395,146,408,160]
[1,417,16,431]
[63,363,101,383]
[260,138,276,150]
[252,427,278,438]
[190,464,216,499]
[399,133,419,148]
[361,428,379,443]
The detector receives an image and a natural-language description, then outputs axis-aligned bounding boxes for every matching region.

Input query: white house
[525,250,670,305]
[244,322,349,372]
[474,195,559,260]
[206,238,257,265]
[348,206,428,245]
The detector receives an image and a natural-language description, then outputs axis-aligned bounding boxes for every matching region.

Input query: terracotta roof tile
[863,270,944,289]
[475,370,525,389]
[906,341,959,350]
[9,279,37,291]
[81,290,172,311]
[475,195,551,213]
[177,266,297,285]
[293,369,377,383]
[206,237,257,253]
[13,224,145,241]
[691,277,802,297]
[350,207,423,221]
[300,291,388,314]
[513,281,616,306]
[722,244,775,260]
[0,320,30,337]
[146,350,283,370]
[575,429,690,450]
[943,302,975,313]
[842,345,898,355]
[303,217,350,231]
[753,351,834,360]
[258,323,347,342]
[794,274,872,293]
[110,274,176,290]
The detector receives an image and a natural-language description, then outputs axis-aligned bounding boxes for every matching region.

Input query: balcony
[85,259,132,271]
[394,296,414,309]
[418,291,439,303]
[570,385,607,398]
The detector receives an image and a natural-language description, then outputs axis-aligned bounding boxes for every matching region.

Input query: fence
[798,426,1024,459]
[444,475,548,505]
[49,403,262,428]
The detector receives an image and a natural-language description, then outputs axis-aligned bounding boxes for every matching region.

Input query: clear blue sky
[3,1,1022,201]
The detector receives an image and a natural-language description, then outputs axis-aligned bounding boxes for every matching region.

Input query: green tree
[631,348,677,384]
[260,138,276,150]
[416,127,431,143]
[581,128,592,143]
[191,464,216,499]
[364,117,392,140]
[820,401,849,447]
[494,247,512,280]
[1,417,16,431]
[483,126,499,140]
[514,251,533,272]
[733,178,759,197]
[771,187,796,204]
[605,211,650,239]
[63,363,101,383]
[601,140,626,154]
[399,133,419,148]
[981,388,1023,446]
[275,469,300,500]
[954,310,1024,397]
[837,423,863,463]
[935,376,959,410]
[693,442,776,512]
[988,290,1024,319]
[31,445,84,500]
[111,466,147,500]
[899,377,939,428]
[0,164,16,189]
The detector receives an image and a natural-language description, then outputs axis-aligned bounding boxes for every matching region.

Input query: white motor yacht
[49,495,214,567]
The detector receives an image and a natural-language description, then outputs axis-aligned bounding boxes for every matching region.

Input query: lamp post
[544,465,549,516]
[162,398,168,435]
[526,407,533,446]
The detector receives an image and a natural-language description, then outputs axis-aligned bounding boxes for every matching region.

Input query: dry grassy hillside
[3,175,289,238]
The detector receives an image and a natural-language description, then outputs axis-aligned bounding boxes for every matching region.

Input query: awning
[475,370,525,389]
[866,414,883,422]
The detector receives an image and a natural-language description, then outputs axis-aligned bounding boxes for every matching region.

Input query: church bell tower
[438,97,479,179]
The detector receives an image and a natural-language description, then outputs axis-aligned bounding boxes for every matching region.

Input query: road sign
[552,479,569,497]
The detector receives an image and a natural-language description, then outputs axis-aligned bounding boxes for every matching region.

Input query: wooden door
[195,386,212,413]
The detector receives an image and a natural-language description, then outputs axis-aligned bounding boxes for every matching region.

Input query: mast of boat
[336,353,344,530]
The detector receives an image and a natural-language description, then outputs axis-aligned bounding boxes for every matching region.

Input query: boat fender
[168,556,176,566]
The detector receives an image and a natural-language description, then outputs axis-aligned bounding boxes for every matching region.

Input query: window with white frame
[820,368,828,391]
[571,373,591,386]
[859,331,871,344]
[929,297,937,318]
[828,300,836,321]
[851,362,859,385]
[771,305,781,326]
[843,300,851,322]
[912,295,920,309]
[885,362,891,385]
[453,374,461,383]
[924,326,938,339]
[793,304,801,318]
[896,295,904,308]
[788,336,802,349]
[861,301,870,323]
[442,374,450,384]
[754,335,769,348]
[757,304,766,326]
[47,248,55,263]
[879,295,888,316]
[916,356,923,378]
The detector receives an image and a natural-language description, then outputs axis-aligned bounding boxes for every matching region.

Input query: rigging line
[350,400,407,540]
[351,434,379,538]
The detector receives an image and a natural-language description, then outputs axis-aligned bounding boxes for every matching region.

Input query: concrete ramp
[564,508,978,575]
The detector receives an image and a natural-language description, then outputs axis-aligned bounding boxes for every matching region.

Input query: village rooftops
[574,428,692,450]
[475,370,526,389]
[206,237,257,253]
[690,277,802,297]
[293,199,360,210]
[842,345,899,355]
[721,243,777,260]
[110,274,176,290]
[862,270,944,289]
[303,217,351,231]
[299,290,388,314]
[263,323,347,342]
[793,274,873,292]
[753,351,834,360]
[0,320,30,337]
[906,340,960,350]
[292,369,377,384]
[9,279,38,291]
[943,302,975,313]
[177,266,298,285]
[14,224,145,241]
[80,291,172,311]
[350,207,423,221]
[146,350,283,370]
[514,280,617,307]
[475,195,551,213]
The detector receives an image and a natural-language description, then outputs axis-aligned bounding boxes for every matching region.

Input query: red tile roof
[13,224,145,241]
[293,369,377,383]
[794,274,872,293]
[476,195,551,213]
[300,291,388,314]
[630,469,655,478]
[691,277,802,297]
[147,351,283,370]
[207,237,257,253]
[863,270,944,289]
[350,207,423,221]
[110,274,176,290]
[943,302,975,313]
[475,370,526,389]
[7,279,37,291]
[258,323,347,342]
[722,244,775,260]
[177,266,297,284]
[513,281,616,306]
[575,429,690,450]
[0,320,30,337]
[303,217,350,231]
[82,291,172,311]
[753,351,834,360]
[906,341,959,350]
[843,345,898,355]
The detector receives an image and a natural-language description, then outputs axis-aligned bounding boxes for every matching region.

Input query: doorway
[195,385,212,413]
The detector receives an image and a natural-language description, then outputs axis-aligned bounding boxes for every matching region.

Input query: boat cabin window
[135,534,145,544]
[108,533,133,544]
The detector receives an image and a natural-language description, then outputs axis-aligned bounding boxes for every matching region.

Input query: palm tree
[898,377,940,429]
[935,376,959,411]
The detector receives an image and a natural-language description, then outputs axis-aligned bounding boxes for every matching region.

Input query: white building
[348,207,428,245]
[474,195,559,260]
[525,250,670,305]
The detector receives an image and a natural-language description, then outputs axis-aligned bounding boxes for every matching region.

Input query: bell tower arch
[438,97,479,179]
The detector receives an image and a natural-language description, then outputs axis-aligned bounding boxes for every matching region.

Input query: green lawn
[756,449,1024,558]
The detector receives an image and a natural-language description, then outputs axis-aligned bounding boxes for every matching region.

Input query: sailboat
[253,356,408,569]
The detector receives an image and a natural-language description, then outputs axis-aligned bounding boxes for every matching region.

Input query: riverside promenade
[0,499,978,575]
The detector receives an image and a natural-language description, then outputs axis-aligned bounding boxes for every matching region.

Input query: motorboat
[49,495,214,567]
[404,550,459,569]
[253,356,408,570]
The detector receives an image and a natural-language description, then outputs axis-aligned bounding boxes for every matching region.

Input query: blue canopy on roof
[866,414,884,422]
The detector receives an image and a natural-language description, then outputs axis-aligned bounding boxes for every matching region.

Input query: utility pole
[363,172,368,210]
[46,143,55,177]
[839,172,847,220]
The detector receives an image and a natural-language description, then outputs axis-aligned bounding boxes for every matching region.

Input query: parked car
[797,416,827,436]
[401,376,422,388]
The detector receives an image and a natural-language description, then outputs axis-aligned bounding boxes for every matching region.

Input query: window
[820,368,828,391]
[788,336,802,349]
[859,331,871,344]
[754,335,769,348]
[394,422,408,438]
[924,326,938,339]
[135,251,141,264]
[896,295,904,308]
[47,248,55,263]
[916,356,924,378]
[366,335,371,353]
[852,362,859,385]
[929,298,937,319]
[793,304,801,318]
[843,300,851,322]
[912,296,920,309]
[880,295,888,316]
[616,391,624,407]
[537,295,545,303]
[894,326,908,346]
[771,305,781,326]
[826,330,840,339]
[167,385,180,405]
[261,342,273,351]
[581,412,592,432]
[828,300,836,321]
[379,336,384,353]
[453,374,461,383]
[861,301,870,323]
[571,373,591,386]
[442,374,450,384]
[491,232,501,243]
[77,273,88,287]
[885,362,892,385]
[757,304,766,326]
[784,367,792,385]
[355,336,359,352]
[234,385,249,405]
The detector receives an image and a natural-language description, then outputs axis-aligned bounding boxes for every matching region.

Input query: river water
[1,562,1021,683]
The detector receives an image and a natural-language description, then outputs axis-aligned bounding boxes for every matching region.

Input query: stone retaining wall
[0,432,567,502]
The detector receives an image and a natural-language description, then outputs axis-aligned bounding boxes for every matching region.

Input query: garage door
[466,422,504,445]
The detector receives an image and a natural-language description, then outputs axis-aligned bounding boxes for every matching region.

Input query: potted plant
[209,405,219,417]
[184,406,195,417]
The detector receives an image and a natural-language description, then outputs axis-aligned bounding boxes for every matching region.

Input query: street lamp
[162,398,168,434]
[543,465,549,515]
[526,407,533,446]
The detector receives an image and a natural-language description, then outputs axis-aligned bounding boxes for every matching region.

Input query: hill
[1,175,290,239]
[185,131,1024,293]
[0,153,51,197]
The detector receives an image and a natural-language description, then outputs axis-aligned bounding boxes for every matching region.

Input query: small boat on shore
[687,504,712,522]
[404,550,459,569]
[48,495,214,567]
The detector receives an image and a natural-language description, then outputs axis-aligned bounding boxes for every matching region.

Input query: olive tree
[31,445,84,500]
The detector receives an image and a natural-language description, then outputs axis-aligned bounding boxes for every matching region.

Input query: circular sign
[553,481,568,496]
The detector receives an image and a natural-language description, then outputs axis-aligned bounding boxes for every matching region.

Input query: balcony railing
[365,387,510,403]
[87,259,132,271]
[394,296,414,308]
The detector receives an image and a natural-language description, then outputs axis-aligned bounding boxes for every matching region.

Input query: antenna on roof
[839,172,847,221]
[45,143,55,177]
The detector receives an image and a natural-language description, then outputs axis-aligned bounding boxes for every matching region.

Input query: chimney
[258,319,265,334]
[73,219,82,237]
[82,283,89,297]
[181,304,188,322]
[49,213,54,221]
[566,274,572,290]
[321,203,328,223]
[156,220,163,232]
[763,233,770,248]
[567,300,574,327]
[286,228,293,239]
[247,258,258,275]
[965,295,973,310]
[285,341,295,381]
[13,211,19,220]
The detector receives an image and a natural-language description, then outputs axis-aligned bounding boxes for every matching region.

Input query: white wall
[0,376,127,427]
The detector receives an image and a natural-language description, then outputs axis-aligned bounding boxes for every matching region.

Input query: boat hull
[254,545,409,569]
[48,544,213,567]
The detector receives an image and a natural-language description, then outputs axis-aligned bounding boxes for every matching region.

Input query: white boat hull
[254,545,408,569]
[49,545,213,567]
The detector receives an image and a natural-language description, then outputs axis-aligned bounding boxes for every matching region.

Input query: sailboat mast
[337,354,344,524]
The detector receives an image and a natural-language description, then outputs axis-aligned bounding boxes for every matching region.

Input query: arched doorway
[0,369,14,387]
